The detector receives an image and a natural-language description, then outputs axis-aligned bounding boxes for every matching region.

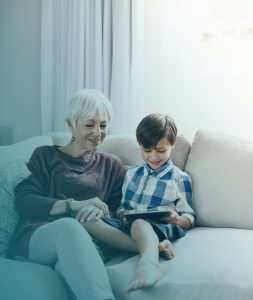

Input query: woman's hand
[75,205,103,223]
[71,197,110,217]
[87,197,110,217]
[50,197,110,218]
[74,197,110,223]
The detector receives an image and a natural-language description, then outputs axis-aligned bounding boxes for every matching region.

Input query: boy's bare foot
[126,257,162,293]
[158,240,175,260]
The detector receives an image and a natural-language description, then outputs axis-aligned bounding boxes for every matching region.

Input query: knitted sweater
[9,145,125,257]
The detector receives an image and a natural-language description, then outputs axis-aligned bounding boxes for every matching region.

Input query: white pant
[28,218,114,300]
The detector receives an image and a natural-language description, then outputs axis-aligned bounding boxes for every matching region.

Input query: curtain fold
[41,0,144,134]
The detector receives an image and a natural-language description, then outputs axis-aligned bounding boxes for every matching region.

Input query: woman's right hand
[50,197,109,218]
[71,197,110,217]
[86,197,110,217]
[75,204,103,223]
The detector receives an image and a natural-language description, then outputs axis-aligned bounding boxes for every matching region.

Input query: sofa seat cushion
[107,227,253,300]
[0,257,70,300]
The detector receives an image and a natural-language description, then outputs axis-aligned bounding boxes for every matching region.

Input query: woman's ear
[66,118,74,131]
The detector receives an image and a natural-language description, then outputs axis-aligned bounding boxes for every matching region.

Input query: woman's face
[70,113,109,152]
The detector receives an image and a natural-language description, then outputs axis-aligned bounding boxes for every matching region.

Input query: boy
[83,113,195,292]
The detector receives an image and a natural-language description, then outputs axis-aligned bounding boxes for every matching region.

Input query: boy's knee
[131,218,151,230]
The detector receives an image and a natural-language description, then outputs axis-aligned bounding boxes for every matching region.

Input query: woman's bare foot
[158,240,175,260]
[126,257,162,293]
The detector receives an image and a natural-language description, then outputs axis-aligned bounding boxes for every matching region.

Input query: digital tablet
[124,210,172,221]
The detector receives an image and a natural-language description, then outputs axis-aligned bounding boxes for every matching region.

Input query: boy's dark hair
[136,113,177,149]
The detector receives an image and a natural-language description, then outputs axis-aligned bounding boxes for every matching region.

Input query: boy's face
[140,136,174,170]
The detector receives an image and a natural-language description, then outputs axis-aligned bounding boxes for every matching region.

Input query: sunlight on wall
[202,0,253,38]
[139,0,253,142]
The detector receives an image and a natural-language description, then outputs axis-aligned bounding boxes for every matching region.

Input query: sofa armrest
[0,136,53,161]
[0,257,70,300]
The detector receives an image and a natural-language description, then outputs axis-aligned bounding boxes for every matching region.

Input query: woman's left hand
[76,205,103,223]
[161,211,180,225]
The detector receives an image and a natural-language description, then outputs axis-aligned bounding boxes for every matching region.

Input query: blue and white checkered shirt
[117,159,195,224]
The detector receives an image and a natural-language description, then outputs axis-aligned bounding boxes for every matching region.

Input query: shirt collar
[144,159,173,178]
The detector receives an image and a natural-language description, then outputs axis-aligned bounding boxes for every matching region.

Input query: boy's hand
[161,211,180,224]
[162,212,192,229]
[118,211,128,225]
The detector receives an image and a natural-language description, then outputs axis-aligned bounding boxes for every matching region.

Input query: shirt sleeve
[15,147,58,218]
[175,174,195,226]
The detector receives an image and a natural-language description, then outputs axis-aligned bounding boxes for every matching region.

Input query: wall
[0,0,41,145]
[1,1,252,144]
[137,0,253,142]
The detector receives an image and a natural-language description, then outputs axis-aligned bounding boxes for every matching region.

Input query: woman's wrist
[50,199,75,216]
[69,199,82,212]
[65,198,74,216]
[69,199,92,212]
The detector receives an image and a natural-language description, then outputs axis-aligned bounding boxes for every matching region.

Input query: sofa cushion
[185,130,253,229]
[99,134,191,171]
[171,135,191,170]
[48,131,71,147]
[107,227,253,300]
[0,159,31,256]
[99,134,143,167]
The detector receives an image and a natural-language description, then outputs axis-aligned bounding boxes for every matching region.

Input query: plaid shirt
[117,159,195,224]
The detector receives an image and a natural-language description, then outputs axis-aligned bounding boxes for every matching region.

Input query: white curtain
[41,0,144,134]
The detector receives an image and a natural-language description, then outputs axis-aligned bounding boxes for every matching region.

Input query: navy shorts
[101,216,187,242]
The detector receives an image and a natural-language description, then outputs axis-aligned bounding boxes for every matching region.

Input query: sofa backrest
[185,130,253,230]
[49,132,191,171]
[0,132,191,170]
[99,134,191,170]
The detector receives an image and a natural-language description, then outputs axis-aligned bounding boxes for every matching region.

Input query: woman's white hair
[66,89,113,127]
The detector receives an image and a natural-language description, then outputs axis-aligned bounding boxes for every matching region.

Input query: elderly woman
[9,89,125,300]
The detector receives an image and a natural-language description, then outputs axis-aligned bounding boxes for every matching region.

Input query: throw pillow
[0,159,31,256]
[185,130,253,229]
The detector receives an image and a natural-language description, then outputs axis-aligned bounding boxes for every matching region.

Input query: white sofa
[1,130,253,300]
